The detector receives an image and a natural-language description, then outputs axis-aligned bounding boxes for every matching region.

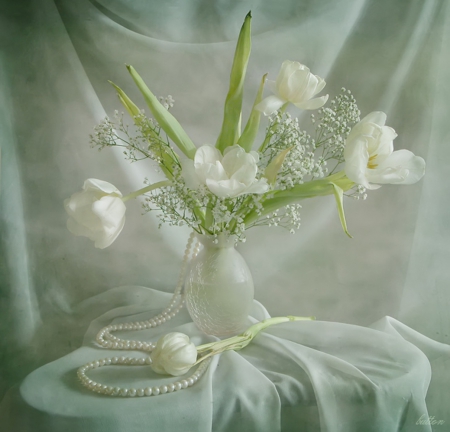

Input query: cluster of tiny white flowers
[159,95,175,110]
[252,204,302,233]
[90,103,180,176]
[312,88,360,166]
[90,88,362,238]
[347,184,368,200]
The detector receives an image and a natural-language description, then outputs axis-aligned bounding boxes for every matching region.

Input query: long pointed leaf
[330,182,352,238]
[264,147,292,185]
[238,73,267,151]
[109,81,142,121]
[109,80,176,179]
[126,65,197,159]
[216,12,252,153]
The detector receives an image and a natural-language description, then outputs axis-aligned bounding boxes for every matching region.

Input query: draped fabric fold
[1,0,450,429]
[0,288,443,432]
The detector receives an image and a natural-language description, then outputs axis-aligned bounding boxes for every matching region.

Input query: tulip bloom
[150,333,198,376]
[64,179,126,248]
[344,112,426,190]
[256,61,328,116]
[182,145,269,199]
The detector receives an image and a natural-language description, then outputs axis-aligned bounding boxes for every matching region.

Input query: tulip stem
[194,315,315,366]
[122,180,172,202]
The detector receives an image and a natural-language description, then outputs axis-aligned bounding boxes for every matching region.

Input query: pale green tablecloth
[1,286,445,432]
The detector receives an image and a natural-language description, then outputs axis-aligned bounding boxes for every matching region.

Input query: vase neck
[196,233,237,249]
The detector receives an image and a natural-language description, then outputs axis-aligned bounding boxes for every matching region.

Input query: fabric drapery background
[1,0,449,429]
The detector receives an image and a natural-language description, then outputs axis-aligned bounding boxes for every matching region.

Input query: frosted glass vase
[185,234,254,337]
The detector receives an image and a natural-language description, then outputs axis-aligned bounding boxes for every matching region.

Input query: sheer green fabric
[1,0,449,430]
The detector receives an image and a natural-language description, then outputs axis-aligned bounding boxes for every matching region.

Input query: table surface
[0,286,440,432]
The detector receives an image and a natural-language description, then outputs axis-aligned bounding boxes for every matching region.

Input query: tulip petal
[298,72,320,101]
[266,79,277,94]
[362,111,387,127]
[83,178,122,196]
[315,76,326,94]
[368,150,426,185]
[276,61,306,98]
[245,178,269,194]
[344,137,372,189]
[294,94,329,110]
[255,95,285,116]
[195,145,222,166]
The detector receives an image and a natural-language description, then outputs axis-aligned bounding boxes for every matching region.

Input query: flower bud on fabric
[181,145,269,198]
[64,179,126,249]
[150,333,198,376]
[256,60,328,115]
[344,112,426,190]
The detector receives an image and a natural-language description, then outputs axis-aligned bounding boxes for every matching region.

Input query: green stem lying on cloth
[194,315,315,365]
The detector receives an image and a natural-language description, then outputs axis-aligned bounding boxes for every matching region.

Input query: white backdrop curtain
[0,0,449,429]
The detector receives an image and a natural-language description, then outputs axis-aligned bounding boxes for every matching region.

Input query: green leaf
[109,80,177,179]
[243,171,354,227]
[126,65,197,159]
[264,147,292,185]
[216,12,252,153]
[109,81,142,121]
[330,182,352,238]
[238,73,267,151]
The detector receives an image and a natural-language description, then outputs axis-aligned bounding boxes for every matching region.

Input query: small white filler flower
[344,112,426,190]
[64,179,126,249]
[150,332,198,376]
[256,60,329,116]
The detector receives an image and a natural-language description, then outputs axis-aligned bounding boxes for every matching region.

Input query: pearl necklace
[78,232,212,397]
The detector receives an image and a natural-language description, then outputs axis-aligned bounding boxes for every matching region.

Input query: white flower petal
[266,79,278,95]
[83,178,122,197]
[245,178,269,194]
[64,180,126,248]
[370,150,426,185]
[293,94,329,110]
[362,111,387,127]
[194,145,222,166]
[255,95,286,116]
[344,136,371,189]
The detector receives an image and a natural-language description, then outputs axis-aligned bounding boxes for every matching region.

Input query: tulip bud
[150,333,198,376]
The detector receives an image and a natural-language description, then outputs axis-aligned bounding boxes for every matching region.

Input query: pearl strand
[94,232,200,350]
[77,357,211,397]
[78,232,209,397]
[77,356,211,397]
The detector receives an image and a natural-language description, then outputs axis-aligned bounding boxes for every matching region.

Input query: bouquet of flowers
[65,12,425,249]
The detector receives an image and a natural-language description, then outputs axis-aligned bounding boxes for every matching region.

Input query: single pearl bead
[111,357,119,364]
[145,357,152,365]
[187,378,194,386]
[152,386,160,396]
[120,388,128,396]
[137,388,145,397]
[160,385,168,394]
[175,382,182,391]
[168,383,175,392]
[181,380,188,389]
[128,388,137,397]
[144,387,152,396]
[112,387,121,396]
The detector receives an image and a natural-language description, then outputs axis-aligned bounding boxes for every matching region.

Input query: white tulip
[150,332,198,376]
[64,179,126,249]
[256,60,329,116]
[181,145,269,199]
[344,112,426,190]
